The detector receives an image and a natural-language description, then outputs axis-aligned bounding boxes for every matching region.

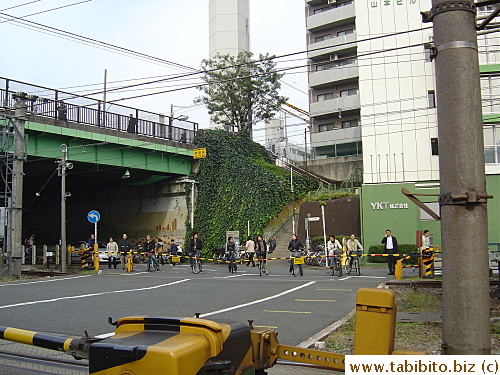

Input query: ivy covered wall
[189,130,318,253]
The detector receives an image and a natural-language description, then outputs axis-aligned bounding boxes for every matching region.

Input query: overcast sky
[0,0,309,145]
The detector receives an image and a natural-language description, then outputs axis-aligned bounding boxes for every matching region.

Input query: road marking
[317,288,353,291]
[264,310,311,314]
[213,274,243,279]
[121,272,150,276]
[354,276,386,279]
[200,281,316,318]
[336,277,351,281]
[294,299,336,302]
[0,275,92,287]
[0,279,190,310]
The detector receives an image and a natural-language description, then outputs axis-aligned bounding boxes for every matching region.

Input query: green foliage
[191,130,318,254]
[308,191,358,201]
[195,51,288,135]
[368,244,419,264]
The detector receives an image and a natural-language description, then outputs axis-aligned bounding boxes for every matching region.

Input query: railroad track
[0,348,87,374]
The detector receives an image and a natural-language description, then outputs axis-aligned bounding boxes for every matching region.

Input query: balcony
[307,3,356,32]
[309,64,359,88]
[308,32,357,59]
[306,0,326,5]
[311,125,361,145]
[309,94,361,117]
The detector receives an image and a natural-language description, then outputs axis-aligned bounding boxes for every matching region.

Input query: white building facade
[305,0,500,247]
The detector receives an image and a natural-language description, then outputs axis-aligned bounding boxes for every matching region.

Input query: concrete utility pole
[58,145,72,273]
[426,0,491,354]
[11,92,27,278]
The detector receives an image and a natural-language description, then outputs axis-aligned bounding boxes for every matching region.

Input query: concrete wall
[307,155,363,182]
[297,196,361,242]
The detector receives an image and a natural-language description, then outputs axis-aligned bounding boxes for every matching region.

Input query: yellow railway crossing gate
[193,148,207,159]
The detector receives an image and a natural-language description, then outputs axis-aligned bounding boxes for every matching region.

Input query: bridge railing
[0,77,197,144]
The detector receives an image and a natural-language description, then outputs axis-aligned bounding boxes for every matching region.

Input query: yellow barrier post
[126,250,133,272]
[93,243,99,272]
[395,259,404,280]
[422,247,434,278]
[353,288,396,355]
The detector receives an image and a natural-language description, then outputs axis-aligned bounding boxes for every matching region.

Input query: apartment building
[304,0,499,247]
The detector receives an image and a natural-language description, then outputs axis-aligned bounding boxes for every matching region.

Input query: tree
[195,51,288,137]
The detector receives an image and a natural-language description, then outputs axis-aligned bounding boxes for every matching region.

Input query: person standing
[245,236,255,267]
[143,235,157,271]
[288,234,304,276]
[381,229,398,275]
[106,237,119,269]
[268,236,276,254]
[127,114,137,133]
[156,238,164,265]
[255,234,268,275]
[23,234,35,263]
[170,239,180,266]
[422,230,431,249]
[189,233,203,272]
[57,100,67,121]
[327,235,342,267]
[87,234,96,249]
[118,233,131,270]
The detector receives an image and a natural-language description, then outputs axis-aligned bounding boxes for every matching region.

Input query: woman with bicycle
[288,234,304,276]
[327,235,342,267]
[225,236,238,272]
[189,233,203,273]
[255,234,268,275]
[144,235,159,272]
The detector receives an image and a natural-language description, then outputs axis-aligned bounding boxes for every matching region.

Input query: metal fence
[0,77,198,144]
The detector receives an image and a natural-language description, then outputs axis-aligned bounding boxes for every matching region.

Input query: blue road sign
[87,210,100,223]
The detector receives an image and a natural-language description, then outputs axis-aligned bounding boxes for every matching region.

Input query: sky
[0,0,310,145]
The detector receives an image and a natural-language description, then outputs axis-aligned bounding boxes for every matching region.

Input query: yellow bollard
[126,250,133,272]
[395,259,404,280]
[93,243,99,272]
[353,288,396,355]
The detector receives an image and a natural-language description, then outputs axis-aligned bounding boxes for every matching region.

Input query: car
[69,241,112,263]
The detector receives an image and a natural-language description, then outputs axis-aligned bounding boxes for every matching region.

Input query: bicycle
[191,250,202,274]
[330,254,343,277]
[227,251,237,273]
[291,255,304,277]
[346,251,361,276]
[146,252,160,272]
[256,251,266,276]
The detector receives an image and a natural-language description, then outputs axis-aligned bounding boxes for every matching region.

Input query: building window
[334,0,353,7]
[317,92,334,101]
[431,138,439,155]
[342,119,359,128]
[340,88,357,97]
[484,125,500,164]
[339,57,357,66]
[316,62,333,71]
[318,123,336,132]
[315,141,362,158]
[337,29,354,37]
[314,6,331,14]
[428,90,436,108]
[315,34,331,43]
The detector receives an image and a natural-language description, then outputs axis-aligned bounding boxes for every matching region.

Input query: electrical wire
[23,166,58,213]
[0,0,43,12]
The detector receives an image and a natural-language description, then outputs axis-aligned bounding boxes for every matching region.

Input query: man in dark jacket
[381,229,398,275]
[189,233,203,272]
[288,234,304,276]
[118,233,131,270]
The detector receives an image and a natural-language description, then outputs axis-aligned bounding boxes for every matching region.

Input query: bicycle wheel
[292,264,299,277]
[317,252,326,267]
[345,258,352,275]
[193,260,201,274]
[337,259,343,277]
[258,260,262,276]
[354,258,361,276]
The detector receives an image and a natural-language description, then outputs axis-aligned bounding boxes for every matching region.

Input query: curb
[297,282,387,348]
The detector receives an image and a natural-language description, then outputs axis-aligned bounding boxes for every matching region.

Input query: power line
[0,0,92,25]
[0,0,43,12]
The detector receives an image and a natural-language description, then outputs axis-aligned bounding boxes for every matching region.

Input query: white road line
[354,276,386,279]
[121,272,150,276]
[337,277,351,281]
[0,275,92,287]
[213,274,244,279]
[200,281,316,318]
[0,279,190,310]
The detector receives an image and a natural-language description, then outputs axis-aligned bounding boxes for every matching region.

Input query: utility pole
[58,144,72,273]
[304,128,308,170]
[423,0,492,354]
[11,92,27,278]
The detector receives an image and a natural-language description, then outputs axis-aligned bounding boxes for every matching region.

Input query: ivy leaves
[190,130,318,252]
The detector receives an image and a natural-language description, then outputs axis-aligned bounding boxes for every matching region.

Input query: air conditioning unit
[329,54,339,61]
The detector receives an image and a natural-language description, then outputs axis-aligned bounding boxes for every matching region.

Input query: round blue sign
[87,210,100,223]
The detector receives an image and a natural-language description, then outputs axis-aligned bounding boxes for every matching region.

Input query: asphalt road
[0,260,392,373]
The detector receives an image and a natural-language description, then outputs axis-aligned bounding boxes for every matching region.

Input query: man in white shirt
[381,229,398,275]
